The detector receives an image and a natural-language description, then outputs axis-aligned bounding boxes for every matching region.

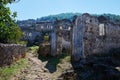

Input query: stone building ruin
[37,19,73,56]
[72,13,120,61]
[0,43,26,66]
[54,19,72,55]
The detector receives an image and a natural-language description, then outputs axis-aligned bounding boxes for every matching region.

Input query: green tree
[0,0,22,43]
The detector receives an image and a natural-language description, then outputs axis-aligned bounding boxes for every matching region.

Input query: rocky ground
[72,52,120,80]
[12,52,73,80]
[12,48,120,80]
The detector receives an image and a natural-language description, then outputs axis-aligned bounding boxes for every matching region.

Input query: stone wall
[56,30,72,55]
[72,13,120,61]
[83,14,120,56]
[55,19,72,55]
[37,43,51,57]
[51,31,57,56]
[0,43,26,67]
[72,17,85,61]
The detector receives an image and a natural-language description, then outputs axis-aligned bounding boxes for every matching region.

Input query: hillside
[37,13,120,22]
[17,13,120,25]
[37,13,82,22]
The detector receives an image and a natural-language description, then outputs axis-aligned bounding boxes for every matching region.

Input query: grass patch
[60,55,71,63]
[0,58,28,80]
[28,46,39,52]
[17,41,27,45]
[27,46,39,57]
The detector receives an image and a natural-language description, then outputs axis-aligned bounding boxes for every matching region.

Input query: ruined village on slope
[0,13,120,66]
[0,13,120,80]
[17,13,120,61]
[0,13,120,63]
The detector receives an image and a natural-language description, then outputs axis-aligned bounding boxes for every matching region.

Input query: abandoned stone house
[53,19,72,55]
[37,19,73,56]
[72,13,120,61]
[19,21,54,45]
[18,20,37,41]
[35,21,54,32]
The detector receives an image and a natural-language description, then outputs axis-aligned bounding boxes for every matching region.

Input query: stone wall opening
[99,23,105,36]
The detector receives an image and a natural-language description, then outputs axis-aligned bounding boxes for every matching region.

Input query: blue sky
[8,0,120,20]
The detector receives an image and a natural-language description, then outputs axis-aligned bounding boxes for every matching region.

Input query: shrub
[44,35,49,41]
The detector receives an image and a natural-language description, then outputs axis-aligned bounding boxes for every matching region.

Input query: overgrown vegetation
[27,46,39,57]
[17,41,27,45]
[0,58,28,80]
[0,0,22,43]
[37,13,81,22]
[36,13,120,23]
[44,35,50,42]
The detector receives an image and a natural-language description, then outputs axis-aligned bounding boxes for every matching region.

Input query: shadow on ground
[71,48,120,80]
[38,54,69,73]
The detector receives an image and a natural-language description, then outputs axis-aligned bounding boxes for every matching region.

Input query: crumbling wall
[38,43,51,57]
[83,14,100,56]
[51,31,57,56]
[83,14,120,56]
[55,19,72,55]
[56,30,72,55]
[72,13,120,61]
[56,31,63,54]
[72,17,85,61]
[0,43,26,67]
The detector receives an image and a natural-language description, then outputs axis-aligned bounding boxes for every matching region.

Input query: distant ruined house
[19,21,54,45]
[54,19,72,54]
[35,21,54,32]
[18,20,39,44]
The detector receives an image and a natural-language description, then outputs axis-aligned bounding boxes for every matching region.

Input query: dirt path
[13,54,52,80]
[13,53,72,80]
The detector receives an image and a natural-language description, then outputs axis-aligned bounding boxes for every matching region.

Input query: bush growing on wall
[44,35,49,42]
[0,0,22,43]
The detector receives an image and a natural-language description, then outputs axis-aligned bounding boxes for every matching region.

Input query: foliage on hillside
[37,13,81,22]
[0,0,22,43]
[102,14,120,23]
[17,13,120,26]
[37,13,120,22]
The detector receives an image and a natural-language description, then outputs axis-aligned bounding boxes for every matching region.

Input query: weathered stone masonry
[38,19,72,56]
[72,13,120,61]
[0,43,26,67]
[72,16,85,61]
[54,19,72,55]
